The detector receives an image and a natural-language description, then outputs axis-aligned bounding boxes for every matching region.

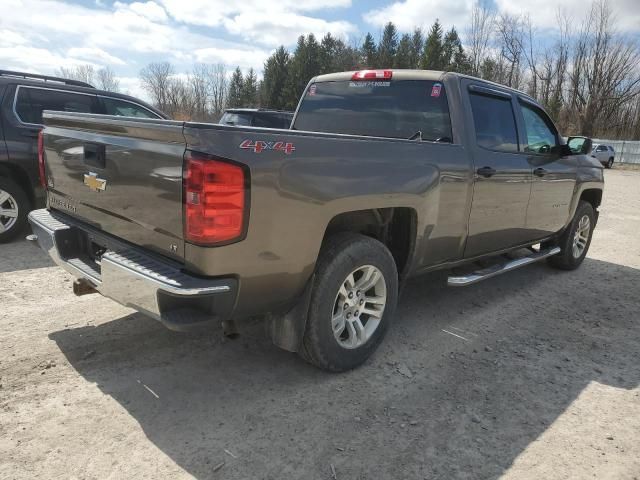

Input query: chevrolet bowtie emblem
[84,172,107,192]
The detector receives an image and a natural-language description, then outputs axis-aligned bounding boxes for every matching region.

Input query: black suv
[219,108,293,129]
[0,70,167,242]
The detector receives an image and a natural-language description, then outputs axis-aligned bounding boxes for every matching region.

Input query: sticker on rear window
[308,84,317,96]
[349,81,391,88]
[431,83,442,97]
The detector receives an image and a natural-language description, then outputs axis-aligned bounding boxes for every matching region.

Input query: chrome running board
[447,247,561,287]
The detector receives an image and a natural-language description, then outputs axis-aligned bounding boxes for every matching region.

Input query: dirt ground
[1,169,639,480]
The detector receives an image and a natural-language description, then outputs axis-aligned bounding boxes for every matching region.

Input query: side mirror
[566,136,592,155]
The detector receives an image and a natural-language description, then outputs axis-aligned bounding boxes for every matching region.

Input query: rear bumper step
[28,209,237,331]
[447,247,561,287]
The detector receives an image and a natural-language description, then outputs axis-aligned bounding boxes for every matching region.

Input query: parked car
[0,70,167,242]
[220,108,293,129]
[591,143,615,168]
[29,69,604,372]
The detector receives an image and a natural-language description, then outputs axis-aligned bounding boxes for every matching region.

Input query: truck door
[463,82,533,258]
[516,98,577,237]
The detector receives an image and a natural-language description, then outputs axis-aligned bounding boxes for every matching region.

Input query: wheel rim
[572,214,590,259]
[0,189,19,234]
[331,265,387,349]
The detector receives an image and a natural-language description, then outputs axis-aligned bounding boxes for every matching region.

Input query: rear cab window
[293,79,452,142]
[14,86,98,124]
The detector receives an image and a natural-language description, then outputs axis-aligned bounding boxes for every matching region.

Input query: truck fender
[267,274,315,352]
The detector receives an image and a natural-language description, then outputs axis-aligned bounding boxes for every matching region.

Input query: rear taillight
[37,129,46,189]
[183,151,247,245]
[351,70,393,80]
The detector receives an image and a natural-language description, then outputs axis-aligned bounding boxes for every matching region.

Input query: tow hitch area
[73,278,98,296]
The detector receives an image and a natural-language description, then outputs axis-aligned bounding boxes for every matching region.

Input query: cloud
[494,0,640,33]
[363,0,474,32]
[194,47,271,70]
[159,0,357,46]
[67,47,126,66]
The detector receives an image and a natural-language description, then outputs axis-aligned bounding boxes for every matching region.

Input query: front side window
[102,97,157,118]
[520,102,558,154]
[469,92,519,153]
[293,80,452,142]
[15,87,97,124]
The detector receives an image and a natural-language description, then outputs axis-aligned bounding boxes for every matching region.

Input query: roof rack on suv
[0,70,95,89]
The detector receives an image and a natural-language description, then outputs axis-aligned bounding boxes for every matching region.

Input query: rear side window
[469,92,518,153]
[102,97,157,118]
[15,87,97,124]
[293,80,452,142]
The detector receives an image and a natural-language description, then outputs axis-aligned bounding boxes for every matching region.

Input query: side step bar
[447,247,561,287]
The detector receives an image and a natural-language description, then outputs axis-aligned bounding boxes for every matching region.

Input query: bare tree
[568,0,640,136]
[56,64,95,85]
[467,1,495,76]
[140,62,174,114]
[495,13,525,89]
[95,67,120,92]
[209,64,227,118]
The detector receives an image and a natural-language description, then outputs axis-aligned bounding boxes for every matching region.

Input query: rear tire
[606,158,614,169]
[299,233,398,372]
[547,201,595,271]
[0,178,30,243]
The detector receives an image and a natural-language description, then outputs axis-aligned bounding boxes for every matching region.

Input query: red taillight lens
[183,151,247,245]
[37,129,46,189]
[351,70,393,80]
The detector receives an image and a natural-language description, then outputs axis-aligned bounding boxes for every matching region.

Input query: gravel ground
[1,169,639,480]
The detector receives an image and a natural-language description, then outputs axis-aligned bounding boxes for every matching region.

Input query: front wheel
[547,201,595,270]
[299,233,398,372]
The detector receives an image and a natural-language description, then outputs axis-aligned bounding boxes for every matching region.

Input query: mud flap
[268,274,315,352]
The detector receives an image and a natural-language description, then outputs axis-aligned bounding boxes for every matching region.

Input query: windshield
[293,79,452,141]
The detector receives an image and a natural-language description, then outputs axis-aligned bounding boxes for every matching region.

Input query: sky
[1,0,639,100]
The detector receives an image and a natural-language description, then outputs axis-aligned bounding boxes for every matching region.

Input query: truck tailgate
[42,112,187,261]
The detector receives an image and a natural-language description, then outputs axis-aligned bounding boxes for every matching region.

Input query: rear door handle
[476,166,497,178]
[534,167,548,177]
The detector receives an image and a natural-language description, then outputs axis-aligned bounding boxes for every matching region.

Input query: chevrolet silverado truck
[28,70,604,372]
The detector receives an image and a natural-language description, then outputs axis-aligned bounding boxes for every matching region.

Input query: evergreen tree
[409,28,424,68]
[394,34,412,68]
[241,68,258,107]
[421,20,445,70]
[377,22,398,68]
[284,34,321,109]
[319,33,338,74]
[262,46,290,109]
[442,27,470,72]
[227,67,244,107]
[361,32,377,68]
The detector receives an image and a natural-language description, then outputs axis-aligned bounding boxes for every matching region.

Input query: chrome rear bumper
[28,209,237,331]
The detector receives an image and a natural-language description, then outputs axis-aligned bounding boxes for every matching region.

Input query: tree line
[61,0,640,140]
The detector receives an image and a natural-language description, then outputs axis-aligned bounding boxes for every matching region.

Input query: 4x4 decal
[240,139,296,155]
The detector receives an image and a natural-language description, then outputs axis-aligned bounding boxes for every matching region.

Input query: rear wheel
[0,178,30,243]
[299,233,398,372]
[547,201,595,270]
[606,158,614,169]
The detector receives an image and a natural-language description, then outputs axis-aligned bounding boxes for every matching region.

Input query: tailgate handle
[84,143,106,169]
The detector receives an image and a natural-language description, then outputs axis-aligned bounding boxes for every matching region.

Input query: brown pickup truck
[28,70,604,371]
